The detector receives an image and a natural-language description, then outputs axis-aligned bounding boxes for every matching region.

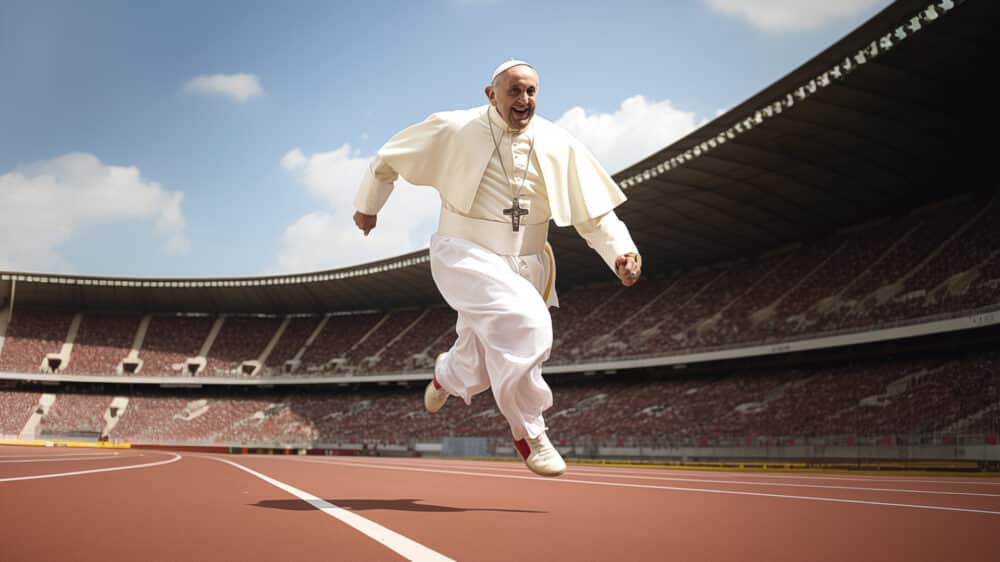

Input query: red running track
[2,445,999,561]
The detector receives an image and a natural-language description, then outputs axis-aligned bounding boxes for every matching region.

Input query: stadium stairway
[19,393,55,440]
[0,305,8,357]
[240,316,291,377]
[120,315,151,374]
[583,282,667,354]
[186,315,225,376]
[44,313,83,373]
[101,397,129,439]
[362,309,428,372]
[857,367,937,408]
[336,313,390,373]
[284,314,332,374]
[943,400,1000,434]
[891,198,993,298]
[829,222,919,314]
[759,240,848,327]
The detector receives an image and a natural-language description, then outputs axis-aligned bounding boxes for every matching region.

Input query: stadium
[2,1,999,560]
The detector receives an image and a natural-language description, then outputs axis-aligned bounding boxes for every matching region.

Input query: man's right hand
[353,211,377,236]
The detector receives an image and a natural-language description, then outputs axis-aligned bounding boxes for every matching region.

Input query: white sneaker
[424,355,450,413]
[514,432,566,477]
[424,379,449,413]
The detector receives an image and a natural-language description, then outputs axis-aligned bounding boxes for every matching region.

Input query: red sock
[432,374,442,390]
[513,438,531,461]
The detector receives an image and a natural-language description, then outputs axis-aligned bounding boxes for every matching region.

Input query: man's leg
[434,314,491,404]
[430,235,564,475]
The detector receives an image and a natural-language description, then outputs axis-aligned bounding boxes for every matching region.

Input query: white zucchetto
[491,59,533,82]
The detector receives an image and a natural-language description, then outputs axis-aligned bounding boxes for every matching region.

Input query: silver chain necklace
[487,107,536,232]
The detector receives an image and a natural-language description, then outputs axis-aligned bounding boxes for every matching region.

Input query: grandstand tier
[2,192,997,379]
[2,346,997,446]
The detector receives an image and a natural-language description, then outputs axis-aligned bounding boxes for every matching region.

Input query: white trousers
[430,233,558,440]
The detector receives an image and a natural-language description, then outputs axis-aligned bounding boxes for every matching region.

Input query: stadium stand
[7,348,995,447]
[2,194,998,378]
[373,306,456,373]
[37,392,112,437]
[344,309,425,374]
[263,315,323,373]
[64,313,139,375]
[1,0,996,470]
[0,310,75,373]
[297,312,384,373]
[205,315,283,375]
[138,315,215,376]
[111,394,272,444]
[0,390,39,436]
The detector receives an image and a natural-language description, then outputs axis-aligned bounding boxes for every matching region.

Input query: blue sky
[0,0,892,278]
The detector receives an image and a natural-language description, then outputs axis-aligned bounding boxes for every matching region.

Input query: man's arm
[353,155,398,236]
[574,211,642,286]
[353,111,457,235]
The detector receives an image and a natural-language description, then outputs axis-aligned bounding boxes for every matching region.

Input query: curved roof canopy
[2,0,996,314]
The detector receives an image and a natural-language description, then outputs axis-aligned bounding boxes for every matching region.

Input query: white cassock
[355,105,638,440]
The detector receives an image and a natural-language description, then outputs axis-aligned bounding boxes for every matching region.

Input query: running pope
[353,60,642,477]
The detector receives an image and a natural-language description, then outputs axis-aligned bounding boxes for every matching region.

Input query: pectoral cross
[503,198,529,232]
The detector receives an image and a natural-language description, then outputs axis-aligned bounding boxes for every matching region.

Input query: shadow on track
[253,498,544,514]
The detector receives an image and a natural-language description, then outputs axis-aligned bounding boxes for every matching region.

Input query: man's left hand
[615,253,642,287]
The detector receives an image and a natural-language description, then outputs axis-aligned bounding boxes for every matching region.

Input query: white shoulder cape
[362,105,626,227]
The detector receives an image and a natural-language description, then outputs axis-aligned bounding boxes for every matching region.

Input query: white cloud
[555,95,700,173]
[280,147,307,171]
[703,0,884,32]
[0,153,189,272]
[276,145,438,273]
[183,73,263,103]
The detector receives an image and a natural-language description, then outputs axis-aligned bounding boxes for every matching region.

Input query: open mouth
[512,107,531,120]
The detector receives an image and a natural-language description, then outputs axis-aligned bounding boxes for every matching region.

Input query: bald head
[485,64,539,130]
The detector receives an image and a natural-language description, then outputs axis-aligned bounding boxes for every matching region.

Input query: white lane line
[0,453,180,482]
[609,469,1000,487]
[212,457,454,562]
[0,451,118,459]
[0,455,127,464]
[346,458,1000,487]
[561,466,1000,486]
[327,459,1000,498]
[288,457,1000,517]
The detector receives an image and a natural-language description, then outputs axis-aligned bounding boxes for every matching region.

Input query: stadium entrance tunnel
[184,357,206,376]
[120,360,141,374]
[43,354,63,372]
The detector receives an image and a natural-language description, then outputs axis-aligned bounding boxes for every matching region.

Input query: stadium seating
[0,390,40,436]
[138,315,215,376]
[2,193,998,379]
[37,393,112,436]
[205,316,283,375]
[298,312,384,373]
[550,277,669,362]
[0,310,75,373]
[263,316,323,373]
[373,307,456,373]
[8,349,995,446]
[64,313,140,375]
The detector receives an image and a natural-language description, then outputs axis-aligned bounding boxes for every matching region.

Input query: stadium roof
[2,0,996,314]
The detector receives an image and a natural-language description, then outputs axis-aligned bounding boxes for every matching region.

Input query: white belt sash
[438,207,548,256]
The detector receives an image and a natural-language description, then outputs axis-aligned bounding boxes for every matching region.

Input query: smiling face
[485,65,539,130]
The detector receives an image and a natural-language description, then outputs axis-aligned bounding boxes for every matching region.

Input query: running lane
[0,452,400,562]
[230,455,1000,562]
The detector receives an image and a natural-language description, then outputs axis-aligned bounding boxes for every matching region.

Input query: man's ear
[484,86,496,107]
